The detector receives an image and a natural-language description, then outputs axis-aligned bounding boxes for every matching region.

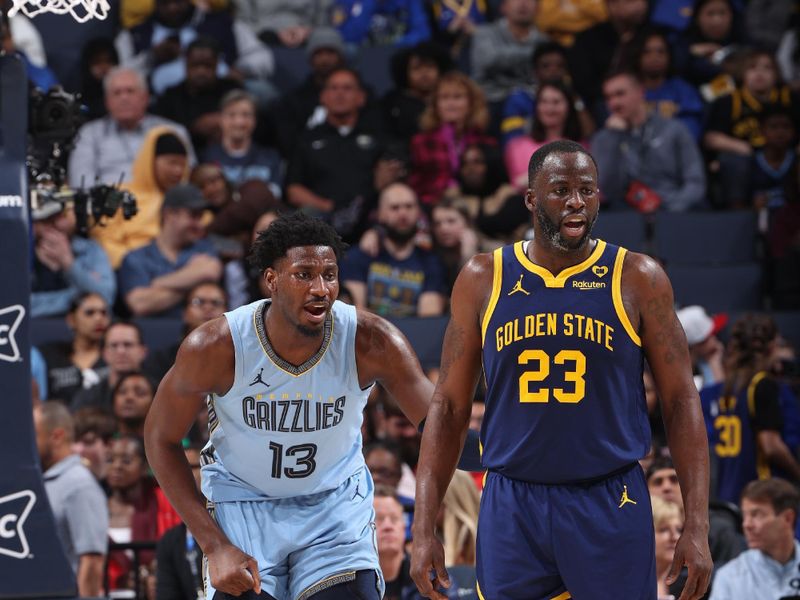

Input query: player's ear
[264,268,277,292]
[524,188,535,212]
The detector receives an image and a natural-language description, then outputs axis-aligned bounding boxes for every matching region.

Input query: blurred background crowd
[9,0,800,598]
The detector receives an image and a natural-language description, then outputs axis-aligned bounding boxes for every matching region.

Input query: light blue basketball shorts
[205,466,384,600]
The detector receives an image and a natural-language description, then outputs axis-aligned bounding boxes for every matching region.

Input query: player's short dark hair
[527,140,598,188]
[248,212,347,272]
[646,456,676,482]
[741,479,800,526]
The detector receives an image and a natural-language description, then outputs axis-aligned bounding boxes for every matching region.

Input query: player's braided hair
[248,212,347,272]
[527,140,598,189]
[723,314,777,394]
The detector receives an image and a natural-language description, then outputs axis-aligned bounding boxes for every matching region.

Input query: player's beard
[295,310,330,338]
[535,202,597,251]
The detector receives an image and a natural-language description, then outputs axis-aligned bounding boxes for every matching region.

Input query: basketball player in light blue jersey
[411,141,713,600]
[145,213,477,600]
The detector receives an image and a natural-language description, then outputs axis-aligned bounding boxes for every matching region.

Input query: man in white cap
[677,305,727,390]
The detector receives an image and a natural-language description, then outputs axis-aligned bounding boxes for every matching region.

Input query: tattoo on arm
[645,293,684,365]
[437,322,466,386]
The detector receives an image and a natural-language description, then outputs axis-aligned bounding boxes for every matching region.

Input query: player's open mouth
[562,218,586,237]
[303,304,328,323]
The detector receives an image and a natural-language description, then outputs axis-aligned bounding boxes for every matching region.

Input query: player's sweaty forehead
[540,152,597,183]
[279,245,338,269]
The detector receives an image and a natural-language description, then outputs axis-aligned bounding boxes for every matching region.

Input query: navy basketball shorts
[476,463,656,600]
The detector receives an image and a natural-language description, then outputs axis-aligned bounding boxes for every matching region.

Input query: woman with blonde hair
[440,469,480,567]
[409,71,496,208]
[651,495,685,600]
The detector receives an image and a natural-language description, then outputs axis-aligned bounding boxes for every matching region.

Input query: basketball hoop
[7,0,110,22]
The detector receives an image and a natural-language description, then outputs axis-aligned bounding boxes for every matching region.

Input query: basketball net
[7,0,110,22]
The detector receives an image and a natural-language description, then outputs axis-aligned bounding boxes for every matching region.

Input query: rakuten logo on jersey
[0,304,24,363]
[0,490,35,559]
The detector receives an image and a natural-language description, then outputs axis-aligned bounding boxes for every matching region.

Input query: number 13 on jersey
[518,349,587,403]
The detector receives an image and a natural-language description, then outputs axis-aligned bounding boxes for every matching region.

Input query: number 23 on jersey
[518,349,587,403]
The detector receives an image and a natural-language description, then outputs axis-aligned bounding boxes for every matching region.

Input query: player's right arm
[410,254,491,600]
[144,318,261,596]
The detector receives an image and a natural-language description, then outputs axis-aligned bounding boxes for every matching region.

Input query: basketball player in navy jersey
[411,141,713,600]
[145,213,478,600]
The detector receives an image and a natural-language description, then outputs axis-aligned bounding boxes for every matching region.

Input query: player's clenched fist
[207,543,261,596]
[410,534,450,600]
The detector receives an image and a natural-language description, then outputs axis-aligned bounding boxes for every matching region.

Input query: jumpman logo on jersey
[352,479,366,501]
[618,485,637,508]
[249,368,270,388]
[508,274,530,296]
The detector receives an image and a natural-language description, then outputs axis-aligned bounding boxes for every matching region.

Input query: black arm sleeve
[752,376,782,432]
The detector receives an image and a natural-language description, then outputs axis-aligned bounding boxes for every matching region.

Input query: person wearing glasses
[71,321,149,412]
[144,282,229,383]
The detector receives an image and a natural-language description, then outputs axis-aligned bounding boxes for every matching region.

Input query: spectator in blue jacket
[31,201,115,318]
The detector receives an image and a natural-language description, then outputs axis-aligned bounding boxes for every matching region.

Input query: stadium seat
[654,211,758,265]
[30,316,450,368]
[271,47,311,94]
[353,45,395,97]
[592,212,649,254]
[391,316,449,369]
[31,318,184,351]
[667,263,763,312]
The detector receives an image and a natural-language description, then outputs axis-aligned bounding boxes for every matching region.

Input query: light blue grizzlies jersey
[201,299,372,501]
[480,240,650,483]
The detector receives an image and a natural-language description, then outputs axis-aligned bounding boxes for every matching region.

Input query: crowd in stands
[9,0,800,597]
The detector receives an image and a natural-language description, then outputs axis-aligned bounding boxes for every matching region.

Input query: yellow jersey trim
[481,248,504,344]
[550,592,572,600]
[612,248,641,346]
[513,239,607,288]
[253,300,334,378]
[476,581,486,600]
[746,371,769,417]
[747,372,772,480]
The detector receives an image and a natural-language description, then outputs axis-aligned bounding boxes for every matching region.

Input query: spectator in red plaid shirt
[408,72,497,208]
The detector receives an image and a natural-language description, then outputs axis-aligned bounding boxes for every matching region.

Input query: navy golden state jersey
[480,240,649,483]
[700,375,764,504]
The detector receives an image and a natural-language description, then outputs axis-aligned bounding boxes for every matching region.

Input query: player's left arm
[355,309,431,426]
[623,251,712,600]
